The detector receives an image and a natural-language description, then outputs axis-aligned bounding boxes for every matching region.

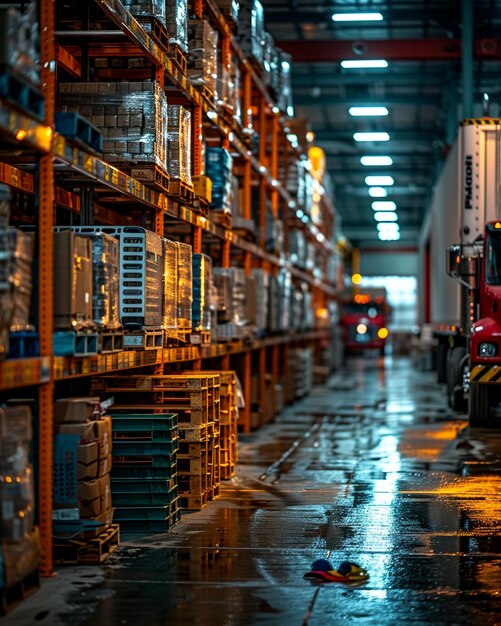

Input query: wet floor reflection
[66,356,501,625]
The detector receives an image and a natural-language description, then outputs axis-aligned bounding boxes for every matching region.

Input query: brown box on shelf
[77,474,112,518]
[54,397,102,424]
[55,415,112,456]
[53,231,93,330]
[193,175,212,203]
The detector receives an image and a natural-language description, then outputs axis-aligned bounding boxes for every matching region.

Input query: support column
[461,0,473,119]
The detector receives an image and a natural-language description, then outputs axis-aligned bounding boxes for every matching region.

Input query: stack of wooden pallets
[102,374,221,511]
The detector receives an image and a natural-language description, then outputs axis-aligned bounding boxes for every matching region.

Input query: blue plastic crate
[111,485,178,507]
[111,465,176,479]
[110,413,178,432]
[112,439,179,457]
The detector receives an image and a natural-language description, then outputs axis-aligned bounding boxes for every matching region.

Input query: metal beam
[462,0,474,117]
[277,38,501,62]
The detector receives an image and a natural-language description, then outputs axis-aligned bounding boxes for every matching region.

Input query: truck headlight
[479,342,497,357]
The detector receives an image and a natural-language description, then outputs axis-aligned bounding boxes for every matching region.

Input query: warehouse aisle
[7,355,501,625]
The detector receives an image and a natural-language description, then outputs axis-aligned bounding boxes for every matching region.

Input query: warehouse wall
[360,251,418,276]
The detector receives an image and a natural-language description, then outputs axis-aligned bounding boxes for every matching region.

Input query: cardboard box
[54,397,102,424]
[54,415,112,458]
[77,474,111,518]
[53,231,93,330]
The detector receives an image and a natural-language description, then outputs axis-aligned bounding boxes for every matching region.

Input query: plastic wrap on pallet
[262,32,277,88]
[166,0,188,52]
[192,253,212,332]
[237,0,265,66]
[176,242,192,331]
[0,228,35,335]
[87,233,120,329]
[213,267,247,330]
[122,0,166,27]
[277,50,293,116]
[0,3,40,86]
[277,269,291,331]
[0,184,10,228]
[228,59,242,124]
[187,20,218,99]
[59,81,168,171]
[289,229,307,268]
[249,268,269,333]
[0,405,36,543]
[163,238,178,336]
[206,148,233,212]
[167,105,192,185]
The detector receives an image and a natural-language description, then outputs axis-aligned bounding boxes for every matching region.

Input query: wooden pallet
[211,209,232,229]
[137,16,170,50]
[53,523,120,565]
[98,328,124,353]
[179,491,207,511]
[178,423,211,442]
[101,374,218,391]
[129,164,170,194]
[0,568,39,616]
[167,42,187,75]
[190,330,211,346]
[123,329,163,350]
[169,179,195,203]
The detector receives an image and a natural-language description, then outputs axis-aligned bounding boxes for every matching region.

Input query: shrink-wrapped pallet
[0,2,40,86]
[192,253,212,332]
[166,0,188,51]
[237,0,265,66]
[188,20,218,99]
[176,242,192,331]
[167,105,192,184]
[59,81,168,171]
[206,148,233,212]
[122,0,166,26]
[163,238,178,337]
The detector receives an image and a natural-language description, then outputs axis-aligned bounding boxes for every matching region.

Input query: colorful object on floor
[304,559,369,583]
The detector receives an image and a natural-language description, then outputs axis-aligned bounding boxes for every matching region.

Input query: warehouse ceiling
[261,0,501,248]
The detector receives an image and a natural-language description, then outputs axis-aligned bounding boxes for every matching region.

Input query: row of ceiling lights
[331,12,399,241]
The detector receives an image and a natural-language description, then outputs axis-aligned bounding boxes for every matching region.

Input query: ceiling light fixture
[349,106,389,117]
[353,132,390,142]
[361,156,393,166]
[368,187,388,198]
[377,223,400,233]
[379,232,401,241]
[372,201,397,211]
[341,60,388,69]
[332,12,383,21]
[365,175,394,186]
[374,212,398,222]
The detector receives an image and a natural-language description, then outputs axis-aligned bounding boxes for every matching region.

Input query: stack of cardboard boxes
[53,398,113,539]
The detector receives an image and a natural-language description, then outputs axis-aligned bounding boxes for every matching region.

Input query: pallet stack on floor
[205,371,238,479]
[109,412,180,533]
[101,373,224,511]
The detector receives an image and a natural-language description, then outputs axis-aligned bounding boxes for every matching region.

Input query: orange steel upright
[39,0,56,577]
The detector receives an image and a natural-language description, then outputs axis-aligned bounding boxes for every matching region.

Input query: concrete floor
[6,354,501,625]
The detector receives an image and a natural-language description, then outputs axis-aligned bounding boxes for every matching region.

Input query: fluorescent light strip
[365,175,394,186]
[332,12,383,21]
[372,201,396,211]
[361,156,393,166]
[368,187,388,198]
[374,212,398,222]
[379,232,401,241]
[354,132,390,142]
[349,106,389,117]
[341,59,388,69]
[377,223,400,232]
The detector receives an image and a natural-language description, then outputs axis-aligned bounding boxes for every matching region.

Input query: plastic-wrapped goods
[276,269,292,331]
[262,32,277,88]
[163,238,178,337]
[167,105,192,184]
[290,288,303,331]
[166,0,188,51]
[213,267,247,327]
[54,229,121,330]
[0,3,40,86]
[228,59,242,124]
[0,406,36,543]
[237,0,265,66]
[0,184,10,228]
[277,50,293,116]
[192,253,212,331]
[206,148,233,212]
[188,20,218,99]
[177,242,193,331]
[268,274,279,332]
[59,81,168,171]
[289,229,307,268]
[0,229,35,348]
[122,0,166,26]
[248,268,269,334]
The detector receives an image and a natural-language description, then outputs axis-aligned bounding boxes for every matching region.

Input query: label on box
[52,507,80,520]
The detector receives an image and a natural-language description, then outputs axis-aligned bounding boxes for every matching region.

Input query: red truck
[340,288,390,355]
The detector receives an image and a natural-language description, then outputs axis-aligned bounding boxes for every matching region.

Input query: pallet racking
[0,0,341,576]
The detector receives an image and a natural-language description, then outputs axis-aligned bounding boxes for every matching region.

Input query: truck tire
[447,346,467,412]
[469,383,491,427]
[437,341,448,384]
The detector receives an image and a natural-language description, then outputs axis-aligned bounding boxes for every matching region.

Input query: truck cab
[340,290,389,355]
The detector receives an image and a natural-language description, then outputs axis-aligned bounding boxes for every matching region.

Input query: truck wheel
[437,341,448,384]
[447,346,467,412]
[469,383,491,427]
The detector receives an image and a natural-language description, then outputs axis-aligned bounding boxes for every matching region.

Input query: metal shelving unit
[0,0,341,577]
